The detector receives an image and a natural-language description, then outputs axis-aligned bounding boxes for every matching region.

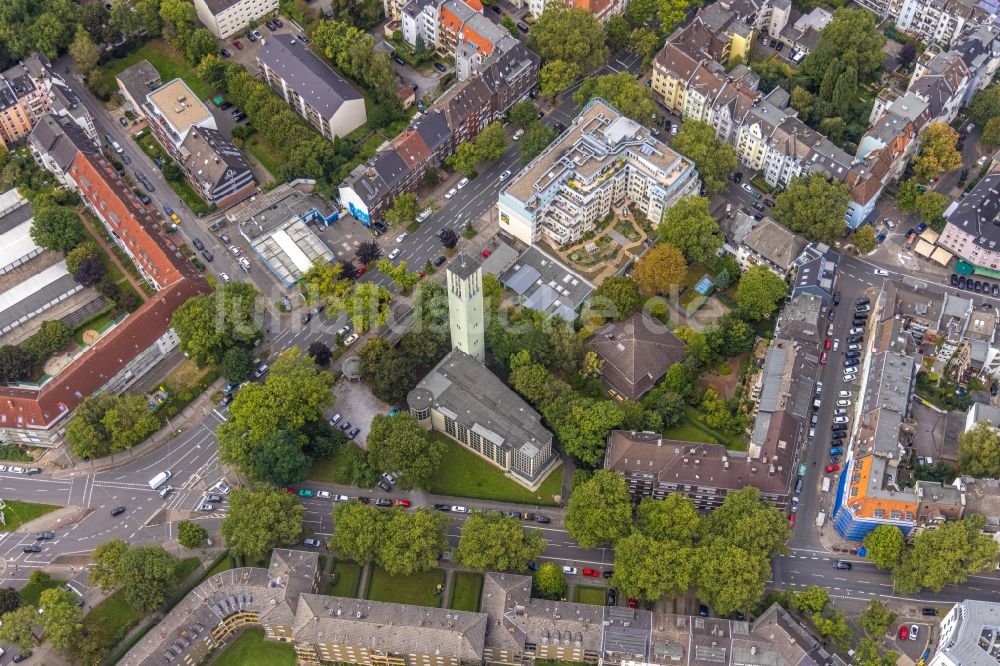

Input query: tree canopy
[634,243,687,296]
[771,175,849,244]
[573,72,657,125]
[457,512,545,572]
[735,265,788,320]
[65,392,160,460]
[960,420,1000,478]
[893,514,998,593]
[913,123,962,183]
[657,196,723,263]
[171,282,261,367]
[587,275,642,321]
[220,488,305,562]
[366,413,445,489]
[863,524,906,570]
[90,540,180,612]
[30,205,84,252]
[671,122,738,194]
[529,5,608,72]
[564,470,633,548]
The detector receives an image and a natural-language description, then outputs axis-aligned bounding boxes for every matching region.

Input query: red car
[358,265,366,275]
[825,464,840,473]
[899,625,909,640]
[788,514,795,527]
[628,598,637,608]
[824,338,832,350]
[582,568,600,577]
[417,271,426,278]
[231,39,243,49]
[482,249,492,257]
[819,352,828,365]
[394,499,411,508]
[282,487,295,494]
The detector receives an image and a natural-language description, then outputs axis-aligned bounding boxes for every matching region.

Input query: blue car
[830,447,843,456]
[164,205,174,217]
[222,382,238,394]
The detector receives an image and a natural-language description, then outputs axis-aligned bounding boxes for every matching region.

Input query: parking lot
[328,376,391,448]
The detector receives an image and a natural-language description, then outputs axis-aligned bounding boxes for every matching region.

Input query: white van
[112,141,123,154]
[148,470,172,490]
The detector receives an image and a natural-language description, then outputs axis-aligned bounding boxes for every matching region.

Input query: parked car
[303,538,322,547]
[833,560,852,570]
[562,566,578,574]
[451,506,470,513]
[582,568,600,577]
[825,464,839,473]
[819,352,828,365]
[921,608,939,616]
[231,39,242,49]
[899,625,909,640]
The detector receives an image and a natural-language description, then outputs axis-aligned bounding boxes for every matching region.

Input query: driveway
[329,377,391,448]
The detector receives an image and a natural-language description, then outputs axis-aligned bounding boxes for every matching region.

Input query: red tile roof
[0,151,209,433]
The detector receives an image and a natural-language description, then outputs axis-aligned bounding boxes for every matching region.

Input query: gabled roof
[256,34,363,117]
[28,113,97,172]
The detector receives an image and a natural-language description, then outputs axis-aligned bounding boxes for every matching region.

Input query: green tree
[853,639,898,666]
[171,282,261,366]
[529,4,608,71]
[832,65,857,116]
[533,562,567,599]
[913,122,962,183]
[564,470,633,548]
[558,399,624,466]
[0,606,37,651]
[812,609,852,648]
[695,539,770,616]
[30,205,83,251]
[656,0,689,35]
[635,242,687,296]
[959,420,1000,478]
[116,545,181,612]
[475,121,507,162]
[605,15,631,47]
[791,585,829,614]
[69,24,100,74]
[896,178,919,212]
[220,345,255,382]
[703,486,790,558]
[457,512,545,572]
[790,86,815,121]
[736,265,788,320]
[243,429,312,486]
[38,588,83,654]
[671,122,738,195]
[220,488,305,562]
[863,524,906,570]
[704,313,755,357]
[378,509,450,575]
[574,72,657,125]
[385,192,418,227]
[635,494,700,545]
[510,100,539,129]
[800,8,885,88]
[377,259,421,293]
[631,27,662,67]
[103,393,160,452]
[587,276,641,320]
[185,27,217,65]
[657,195,723,263]
[330,501,385,564]
[0,345,33,383]
[859,599,896,638]
[446,141,479,176]
[851,226,877,254]
[893,514,998,593]
[915,191,949,227]
[612,533,695,601]
[65,392,158,459]
[651,390,686,427]
[519,123,558,165]
[0,587,19,615]
[367,413,445,489]
[771,175,849,244]
[540,60,580,99]
[64,241,99,274]
[968,84,1000,126]
[178,520,208,548]
[90,539,129,591]
[982,117,1000,147]
[344,282,392,333]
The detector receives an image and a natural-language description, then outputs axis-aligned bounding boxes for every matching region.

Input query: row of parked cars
[951,273,1000,297]
[328,412,361,440]
[0,465,41,475]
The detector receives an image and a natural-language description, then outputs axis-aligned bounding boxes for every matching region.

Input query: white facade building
[193,0,279,38]
[929,600,1000,666]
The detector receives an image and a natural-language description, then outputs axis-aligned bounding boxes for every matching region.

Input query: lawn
[245,133,283,179]
[426,434,563,506]
[1,500,60,532]
[448,572,483,612]
[309,442,365,484]
[19,572,63,607]
[660,417,718,445]
[73,311,117,345]
[213,627,297,666]
[327,560,362,598]
[175,557,202,584]
[573,585,607,606]
[684,407,746,451]
[101,39,218,101]
[365,567,445,608]
[200,552,236,582]
[81,588,146,660]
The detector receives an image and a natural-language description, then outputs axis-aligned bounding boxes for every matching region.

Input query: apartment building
[668,2,755,67]
[143,79,217,158]
[9,114,208,445]
[0,53,96,149]
[855,0,992,45]
[651,44,853,191]
[339,43,538,225]
[938,172,1000,272]
[498,98,700,246]
[907,49,971,125]
[929,600,1000,666]
[178,126,256,208]
[257,34,367,141]
[737,217,808,274]
[193,0,279,38]
[527,0,627,23]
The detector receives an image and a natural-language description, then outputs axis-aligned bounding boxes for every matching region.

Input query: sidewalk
[46,376,227,477]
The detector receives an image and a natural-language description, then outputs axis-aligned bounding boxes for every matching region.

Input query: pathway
[78,210,146,297]
[542,216,650,283]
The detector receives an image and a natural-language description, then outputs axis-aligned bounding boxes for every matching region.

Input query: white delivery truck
[148,470,172,490]
[821,477,831,493]
[815,511,826,528]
